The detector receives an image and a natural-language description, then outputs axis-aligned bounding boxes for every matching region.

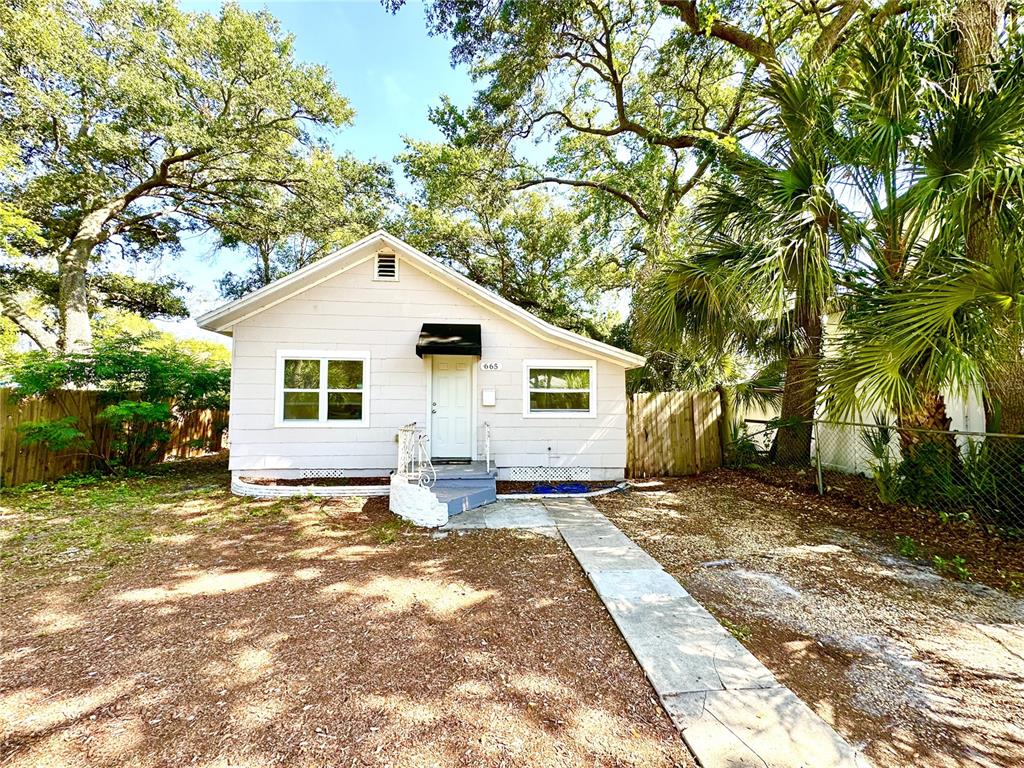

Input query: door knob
[431,409,437,414]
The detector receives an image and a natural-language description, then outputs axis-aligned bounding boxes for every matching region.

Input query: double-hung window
[523,360,597,417]
[277,351,368,425]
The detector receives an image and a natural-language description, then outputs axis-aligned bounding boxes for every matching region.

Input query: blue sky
[151,1,476,343]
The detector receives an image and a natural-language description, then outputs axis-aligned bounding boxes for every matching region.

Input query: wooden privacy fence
[627,391,723,478]
[0,388,228,487]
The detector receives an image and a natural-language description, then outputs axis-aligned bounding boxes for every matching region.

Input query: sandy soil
[594,472,1024,768]
[0,461,691,768]
[739,466,1024,590]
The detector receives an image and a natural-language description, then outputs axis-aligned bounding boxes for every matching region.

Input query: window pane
[327,391,363,420]
[327,359,363,390]
[529,367,590,390]
[530,391,590,412]
[284,359,320,389]
[283,391,319,420]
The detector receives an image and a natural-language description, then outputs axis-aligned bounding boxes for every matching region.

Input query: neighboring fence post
[814,420,824,495]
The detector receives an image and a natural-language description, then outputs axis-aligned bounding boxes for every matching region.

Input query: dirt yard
[594,471,1024,768]
[0,457,691,768]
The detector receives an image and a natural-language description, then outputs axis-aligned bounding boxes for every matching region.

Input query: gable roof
[195,230,645,368]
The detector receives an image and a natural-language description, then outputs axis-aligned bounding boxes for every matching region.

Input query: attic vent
[374,252,398,281]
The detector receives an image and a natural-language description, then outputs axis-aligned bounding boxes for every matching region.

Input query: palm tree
[823,18,965,457]
[825,28,1024,442]
[638,66,856,464]
[821,11,1024,526]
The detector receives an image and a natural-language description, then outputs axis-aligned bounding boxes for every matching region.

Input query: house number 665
[480,361,502,371]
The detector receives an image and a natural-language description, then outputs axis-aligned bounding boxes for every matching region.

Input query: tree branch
[810,0,863,61]
[659,0,778,65]
[516,176,652,222]
[0,292,59,352]
[128,147,211,203]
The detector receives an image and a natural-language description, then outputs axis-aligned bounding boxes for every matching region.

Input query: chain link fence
[738,418,1024,536]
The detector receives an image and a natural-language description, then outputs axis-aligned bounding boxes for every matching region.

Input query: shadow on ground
[0,459,690,768]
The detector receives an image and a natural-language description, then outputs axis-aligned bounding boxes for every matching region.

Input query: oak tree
[1,0,352,351]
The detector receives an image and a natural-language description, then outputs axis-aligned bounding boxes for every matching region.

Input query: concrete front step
[430,476,499,489]
[432,481,496,516]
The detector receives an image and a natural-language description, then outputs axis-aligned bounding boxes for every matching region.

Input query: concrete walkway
[450,497,873,768]
[440,500,559,536]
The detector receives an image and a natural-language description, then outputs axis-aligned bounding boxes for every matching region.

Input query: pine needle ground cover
[0,457,690,768]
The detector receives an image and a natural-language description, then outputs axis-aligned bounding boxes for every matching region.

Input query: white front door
[431,356,473,459]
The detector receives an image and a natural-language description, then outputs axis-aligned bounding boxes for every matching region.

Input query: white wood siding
[228,252,628,475]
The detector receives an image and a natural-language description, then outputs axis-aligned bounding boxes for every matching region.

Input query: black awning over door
[415,323,482,358]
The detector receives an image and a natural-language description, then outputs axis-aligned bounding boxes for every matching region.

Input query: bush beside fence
[0,388,227,487]
[744,417,1024,534]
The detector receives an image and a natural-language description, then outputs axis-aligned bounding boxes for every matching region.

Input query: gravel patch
[595,471,1024,768]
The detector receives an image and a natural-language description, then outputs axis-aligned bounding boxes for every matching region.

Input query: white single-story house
[196,230,644,508]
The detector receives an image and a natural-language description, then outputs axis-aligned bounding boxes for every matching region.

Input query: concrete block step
[433,483,497,516]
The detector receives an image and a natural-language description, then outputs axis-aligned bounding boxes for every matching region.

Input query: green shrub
[960,439,996,507]
[7,333,229,473]
[895,534,920,559]
[9,333,229,410]
[726,422,761,468]
[859,422,899,504]
[16,416,92,453]
[99,401,173,469]
[896,442,959,508]
[933,554,971,581]
[961,437,1024,528]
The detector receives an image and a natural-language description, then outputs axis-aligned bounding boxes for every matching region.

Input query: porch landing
[440,500,558,536]
[431,460,496,481]
[431,461,497,516]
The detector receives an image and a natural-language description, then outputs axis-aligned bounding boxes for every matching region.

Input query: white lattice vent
[301,469,344,479]
[510,466,591,482]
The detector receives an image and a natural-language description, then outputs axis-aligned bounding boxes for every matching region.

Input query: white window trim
[275,350,370,427]
[373,252,399,281]
[522,359,597,419]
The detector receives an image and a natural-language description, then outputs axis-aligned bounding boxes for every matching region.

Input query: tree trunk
[58,200,128,353]
[774,305,822,465]
[953,0,1006,94]
[950,0,1024,528]
[981,286,1024,437]
[987,350,1024,433]
[58,240,94,353]
[259,241,272,286]
[896,392,957,455]
[982,354,1024,525]
[952,1,1018,436]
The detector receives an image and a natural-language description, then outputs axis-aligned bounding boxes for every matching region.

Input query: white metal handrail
[396,422,435,487]
[484,421,492,473]
[416,432,436,487]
